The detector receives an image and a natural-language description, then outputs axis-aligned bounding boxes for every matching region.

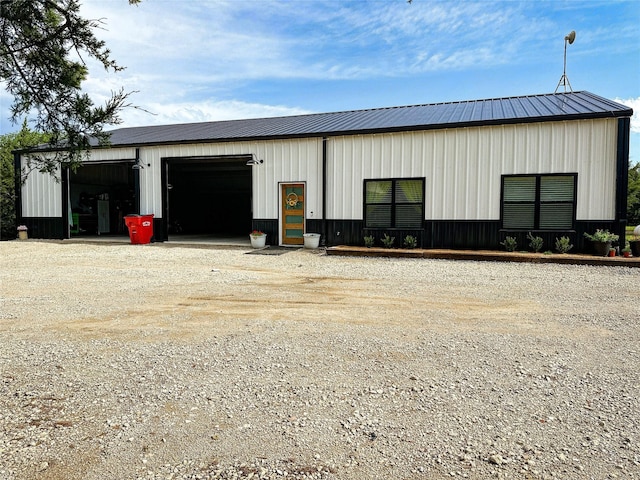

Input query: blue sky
[1,0,639,162]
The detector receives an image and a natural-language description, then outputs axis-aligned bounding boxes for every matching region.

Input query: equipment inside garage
[69,163,136,236]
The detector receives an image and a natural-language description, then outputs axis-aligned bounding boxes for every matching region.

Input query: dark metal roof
[104,91,632,147]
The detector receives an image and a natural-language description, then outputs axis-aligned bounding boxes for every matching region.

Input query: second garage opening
[163,156,252,238]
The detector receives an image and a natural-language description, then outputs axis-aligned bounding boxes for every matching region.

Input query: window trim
[500,173,578,231]
[363,177,425,229]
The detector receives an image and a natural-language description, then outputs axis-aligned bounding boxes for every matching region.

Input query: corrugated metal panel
[82,148,137,162]
[136,138,322,219]
[327,118,618,221]
[21,163,61,217]
[94,91,631,147]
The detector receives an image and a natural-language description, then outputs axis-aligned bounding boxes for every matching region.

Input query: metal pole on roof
[555,31,576,93]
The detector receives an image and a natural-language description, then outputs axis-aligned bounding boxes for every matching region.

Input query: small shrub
[364,235,375,248]
[555,236,573,253]
[403,235,417,249]
[381,233,395,248]
[500,236,518,252]
[527,232,544,253]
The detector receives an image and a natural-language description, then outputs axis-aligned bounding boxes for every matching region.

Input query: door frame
[279,181,306,246]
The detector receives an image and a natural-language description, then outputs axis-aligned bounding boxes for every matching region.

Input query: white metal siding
[20,160,61,217]
[81,148,137,162]
[327,118,618,221]
[136,138,323,219]
[19,117,619,224]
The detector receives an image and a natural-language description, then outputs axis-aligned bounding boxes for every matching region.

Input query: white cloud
[78,0,533,86]
[614,97,640,133]
[3,0,637,137]
[116,99,311,128]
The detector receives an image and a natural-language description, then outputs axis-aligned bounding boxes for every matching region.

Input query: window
[502,174,576,230]
[364,178,424,229]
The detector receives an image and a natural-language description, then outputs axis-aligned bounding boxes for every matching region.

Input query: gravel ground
[0,240,638,480]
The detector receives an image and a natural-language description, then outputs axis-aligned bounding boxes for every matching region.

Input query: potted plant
[303,233,321,249]
[630,225,640,257]
[622,241,632,258]
[583,229,619,256]
[17,225,28,240]
[249,230,266,248]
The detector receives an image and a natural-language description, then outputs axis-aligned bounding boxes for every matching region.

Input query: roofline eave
[12,108,633,154]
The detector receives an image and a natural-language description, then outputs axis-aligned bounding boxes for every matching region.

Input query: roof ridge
[111,92,596,133]
[91,91,632,148]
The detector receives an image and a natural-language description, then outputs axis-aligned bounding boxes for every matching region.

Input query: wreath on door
[286,192,299,207]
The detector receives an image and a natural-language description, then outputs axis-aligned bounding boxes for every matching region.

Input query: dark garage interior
[166,158,252,236]
[69,163,136,236]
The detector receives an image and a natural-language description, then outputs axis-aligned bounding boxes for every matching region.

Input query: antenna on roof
[555,30,576,93]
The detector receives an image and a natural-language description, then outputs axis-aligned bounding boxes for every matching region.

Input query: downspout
[322,137,327,246]
[134,147,141,214]
[13,152,22,228]
[615,117,630,246]
[61,166,70,239]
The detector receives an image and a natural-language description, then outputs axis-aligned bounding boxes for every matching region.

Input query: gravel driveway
[0,241,638,480]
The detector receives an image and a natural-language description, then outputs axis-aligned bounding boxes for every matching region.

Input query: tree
[0,0,138,176]
[0,121,49,239]
[629,161,640,225]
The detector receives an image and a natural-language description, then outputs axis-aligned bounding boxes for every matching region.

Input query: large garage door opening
[165,157,252,237]
[69,163,136,236]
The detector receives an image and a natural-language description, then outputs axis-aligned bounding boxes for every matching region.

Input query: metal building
[15,91,633,251]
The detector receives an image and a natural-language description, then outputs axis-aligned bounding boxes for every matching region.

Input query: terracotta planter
[608,249,616,257]
[623,251,631,258]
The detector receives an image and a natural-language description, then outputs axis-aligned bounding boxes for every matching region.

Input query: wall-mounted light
[132,147,150,169]
[132,161,151,170]
[246,154,264,166]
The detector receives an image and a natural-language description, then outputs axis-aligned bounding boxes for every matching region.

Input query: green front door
[281,183,304,245]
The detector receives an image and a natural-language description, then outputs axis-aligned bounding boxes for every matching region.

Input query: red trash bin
[123,214,154,244]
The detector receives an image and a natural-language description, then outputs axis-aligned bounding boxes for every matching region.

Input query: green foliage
[381,233,395,248]
[526,232,544,253]
[403,235,417,249]
[583,229,619,243]
[363,235,375,248]
[500,236,518,252]
[0,0,137,174]
[555,236,573,254]
[0,122,50,240]
[628,161,640,224]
